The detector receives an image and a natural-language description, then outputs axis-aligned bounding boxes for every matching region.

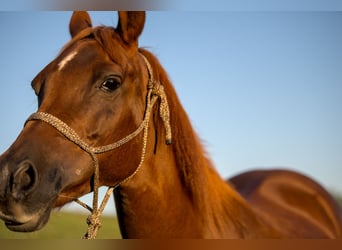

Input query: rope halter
[25,53,172,239]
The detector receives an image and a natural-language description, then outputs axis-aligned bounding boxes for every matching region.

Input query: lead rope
[25,54,171,239]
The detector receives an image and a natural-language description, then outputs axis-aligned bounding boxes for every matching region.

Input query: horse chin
[3,207,52,232]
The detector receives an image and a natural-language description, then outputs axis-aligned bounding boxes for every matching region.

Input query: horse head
[0,11,151,232]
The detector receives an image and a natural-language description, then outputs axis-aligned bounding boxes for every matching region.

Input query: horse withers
[0,11,341,238]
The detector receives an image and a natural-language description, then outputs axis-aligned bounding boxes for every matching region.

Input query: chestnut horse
[0,11,341,238]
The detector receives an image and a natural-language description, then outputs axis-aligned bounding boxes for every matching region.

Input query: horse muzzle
[0,120,95,233]
[0,158,51,232]
[0,205,51,232]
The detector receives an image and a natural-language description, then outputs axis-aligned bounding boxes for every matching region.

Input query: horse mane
[138,49,216,212]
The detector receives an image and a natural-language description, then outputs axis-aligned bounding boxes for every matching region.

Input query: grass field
[0,211,121,239]
[1,195,341,239]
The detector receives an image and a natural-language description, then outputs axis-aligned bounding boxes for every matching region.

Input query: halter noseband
[25,53,172,239]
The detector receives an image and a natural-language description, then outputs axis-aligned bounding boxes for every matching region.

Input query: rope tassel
[141,53,172,145]
[152,84,172,145]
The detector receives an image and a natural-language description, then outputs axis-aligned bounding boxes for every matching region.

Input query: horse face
[0,11,146,232]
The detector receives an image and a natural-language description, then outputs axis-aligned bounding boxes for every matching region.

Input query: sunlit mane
[138,49,216,211]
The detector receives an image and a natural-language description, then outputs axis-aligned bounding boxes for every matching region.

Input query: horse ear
[117,11,145,45]
[69,11,92,38]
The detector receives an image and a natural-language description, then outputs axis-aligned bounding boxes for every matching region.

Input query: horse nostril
[11,161,38,200]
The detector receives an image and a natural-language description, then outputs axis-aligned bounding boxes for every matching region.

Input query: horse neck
[113,52,266,238]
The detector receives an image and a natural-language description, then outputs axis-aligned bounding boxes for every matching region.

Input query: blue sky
[0,12,341,214]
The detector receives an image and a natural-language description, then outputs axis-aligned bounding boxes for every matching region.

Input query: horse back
[229,169,342,238]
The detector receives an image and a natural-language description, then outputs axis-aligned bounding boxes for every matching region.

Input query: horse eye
[100,78,121,92]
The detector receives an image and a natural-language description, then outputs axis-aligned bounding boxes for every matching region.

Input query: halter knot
[82,213,102,240]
